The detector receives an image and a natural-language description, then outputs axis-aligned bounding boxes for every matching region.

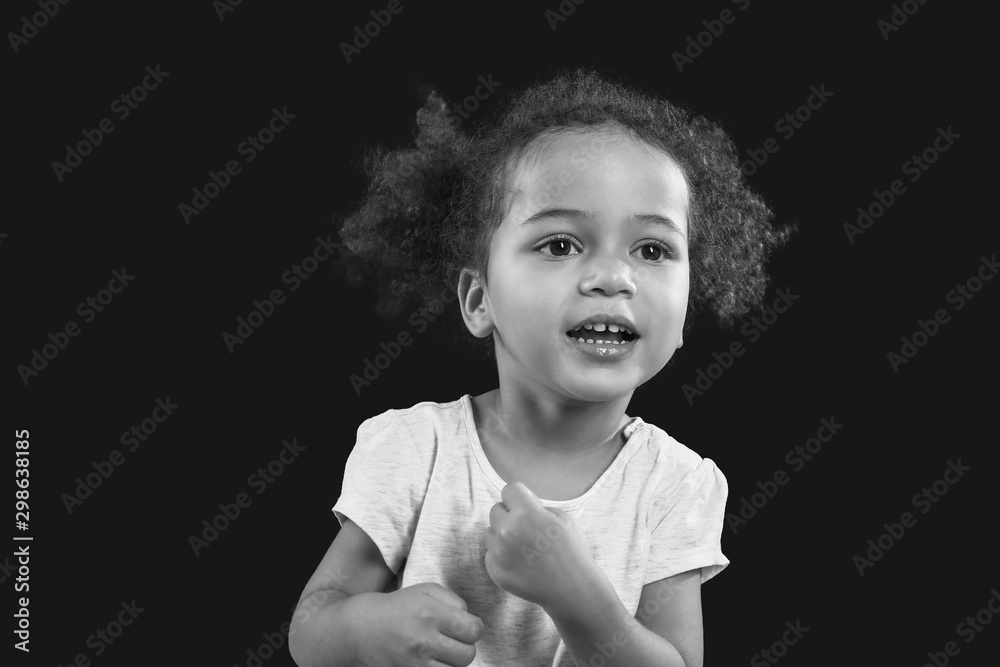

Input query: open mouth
[565,323,638,345]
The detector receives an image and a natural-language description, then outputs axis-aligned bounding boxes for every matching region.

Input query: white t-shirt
[333,394,729,666]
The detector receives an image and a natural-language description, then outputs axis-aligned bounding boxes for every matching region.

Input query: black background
[5,0,997,665]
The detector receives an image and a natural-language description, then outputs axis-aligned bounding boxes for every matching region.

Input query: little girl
[290,68,789,667]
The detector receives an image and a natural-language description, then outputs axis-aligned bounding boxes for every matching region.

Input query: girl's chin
[557,376,642,403]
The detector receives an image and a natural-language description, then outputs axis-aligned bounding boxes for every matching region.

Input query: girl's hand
[355,582,483,667]
[484,482,601,614]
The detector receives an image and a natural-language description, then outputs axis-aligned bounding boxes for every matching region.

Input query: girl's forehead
[504,129,690,221]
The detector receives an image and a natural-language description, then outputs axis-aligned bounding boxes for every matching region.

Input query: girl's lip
[565,334,637,361]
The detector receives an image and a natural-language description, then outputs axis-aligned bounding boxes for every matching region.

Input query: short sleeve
[645,458,730,585]
[332,410,434,575]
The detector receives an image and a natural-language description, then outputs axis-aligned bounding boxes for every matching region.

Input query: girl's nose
[579,256,636,297]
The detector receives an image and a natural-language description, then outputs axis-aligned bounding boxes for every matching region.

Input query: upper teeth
[582,323,631,334]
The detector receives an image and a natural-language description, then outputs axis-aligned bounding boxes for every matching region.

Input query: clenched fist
[484,482,601,614]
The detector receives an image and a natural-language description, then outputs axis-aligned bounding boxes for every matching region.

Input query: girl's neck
[473,386,633,458]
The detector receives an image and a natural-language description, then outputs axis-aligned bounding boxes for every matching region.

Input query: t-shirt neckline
[459,393,649,510]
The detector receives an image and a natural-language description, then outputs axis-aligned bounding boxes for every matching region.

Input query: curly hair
[336,67,793,356]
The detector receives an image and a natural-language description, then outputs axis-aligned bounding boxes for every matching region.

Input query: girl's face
[478,128,691,404]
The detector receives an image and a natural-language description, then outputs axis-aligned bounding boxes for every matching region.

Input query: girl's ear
[458,268,494,338]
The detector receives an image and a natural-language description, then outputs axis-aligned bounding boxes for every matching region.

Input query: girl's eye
[537,236,580,257]
[548,239,574,256]
[634,242,673,262]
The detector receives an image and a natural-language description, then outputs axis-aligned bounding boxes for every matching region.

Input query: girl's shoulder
[356,394,471,442]
[635,419,726,492]
[364,394,468,423]
[348,397,471,477]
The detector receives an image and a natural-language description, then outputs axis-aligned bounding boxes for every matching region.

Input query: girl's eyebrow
[521,208,687,239]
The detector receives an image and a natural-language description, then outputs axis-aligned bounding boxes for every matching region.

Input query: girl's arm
[289,518,396,667]
[547,569,703,667]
